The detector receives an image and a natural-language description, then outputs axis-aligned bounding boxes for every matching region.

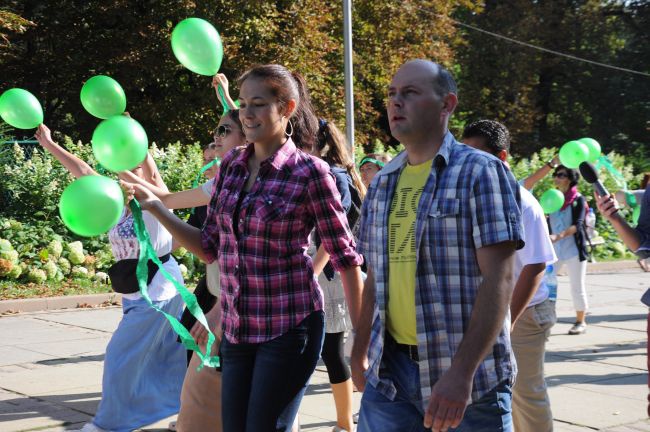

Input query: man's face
[387,62,445,143]
[462,136,491,155]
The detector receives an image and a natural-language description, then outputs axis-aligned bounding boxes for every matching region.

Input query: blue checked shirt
[357,132,524,406]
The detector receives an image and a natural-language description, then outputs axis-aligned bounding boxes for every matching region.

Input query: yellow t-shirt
[386,159,431,345]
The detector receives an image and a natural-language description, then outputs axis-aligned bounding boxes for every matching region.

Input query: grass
[0,278,112,300]
[0,275,201,300]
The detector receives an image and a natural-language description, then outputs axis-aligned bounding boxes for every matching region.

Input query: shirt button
[267,200,272,204]
[256,176,261,182]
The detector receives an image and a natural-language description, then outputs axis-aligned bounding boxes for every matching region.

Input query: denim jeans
[220,311,324,432]
[358,344,513,432]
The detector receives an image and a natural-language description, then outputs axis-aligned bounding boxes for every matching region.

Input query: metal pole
[343,0,355,154]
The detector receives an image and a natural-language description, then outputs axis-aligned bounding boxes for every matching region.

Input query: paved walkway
[0,270,648,431]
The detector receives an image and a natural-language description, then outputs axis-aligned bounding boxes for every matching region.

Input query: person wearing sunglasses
[526,163,591,335]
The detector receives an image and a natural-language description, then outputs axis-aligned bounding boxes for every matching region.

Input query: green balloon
[80,75,127,119]
[0,88,43,129]
[540,189,565,214]
[91,116,148,172]
[633,206,641,225]
[59,175,124,237]
[559,140,589,169]
[578,137,601,163]
[171,18,223,76]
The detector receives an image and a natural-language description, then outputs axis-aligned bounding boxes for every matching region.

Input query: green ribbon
[129,199,220,370]
[217,85,229,115]
[595,155,627,190]
[217,84,239,115]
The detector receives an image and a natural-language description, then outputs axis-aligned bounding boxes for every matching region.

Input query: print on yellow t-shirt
[386,159,431,345]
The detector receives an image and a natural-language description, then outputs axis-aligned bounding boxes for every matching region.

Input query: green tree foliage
[455,0,649,167]
[0,0,473,153]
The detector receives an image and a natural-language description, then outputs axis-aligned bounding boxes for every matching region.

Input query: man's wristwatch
[547,160,558,169]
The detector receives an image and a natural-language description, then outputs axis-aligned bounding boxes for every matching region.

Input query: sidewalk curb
[0,260,641,315]
[0,293,121,314]
[586,260,644,273]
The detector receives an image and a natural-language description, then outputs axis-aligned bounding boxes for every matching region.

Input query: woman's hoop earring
[285,119,294,137]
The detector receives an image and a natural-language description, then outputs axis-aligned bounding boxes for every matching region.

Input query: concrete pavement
[0,269,648,431]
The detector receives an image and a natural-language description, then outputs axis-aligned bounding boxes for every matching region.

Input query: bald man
[352,60,524,432]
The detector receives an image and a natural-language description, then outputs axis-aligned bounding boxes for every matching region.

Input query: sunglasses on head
[553,172,569,179]
[215,125,232,138]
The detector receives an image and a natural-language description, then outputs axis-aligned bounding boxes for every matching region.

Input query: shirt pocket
[428,198,461,246]
[254,194,299,223]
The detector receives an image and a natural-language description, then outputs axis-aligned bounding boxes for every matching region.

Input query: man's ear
[497,149,508,162]
[441,92,458,117]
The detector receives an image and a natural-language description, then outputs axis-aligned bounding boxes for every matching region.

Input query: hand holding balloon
[129,182,161,210]
[35,124,54,148]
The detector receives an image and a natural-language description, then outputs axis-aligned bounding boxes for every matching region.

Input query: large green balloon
[171,18,223,76]
[0,88,43,129]
[80,75,127,119]
[59,175,124,237]
[577,137,601,163]
[559,140,589,169]
[540,189,565,214]
[92,116,148,172]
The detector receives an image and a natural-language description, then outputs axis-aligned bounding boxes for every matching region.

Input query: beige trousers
[176,343,222,432]
[511,298,556,432]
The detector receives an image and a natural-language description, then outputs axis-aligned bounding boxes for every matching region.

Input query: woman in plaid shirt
[133,64,364,432]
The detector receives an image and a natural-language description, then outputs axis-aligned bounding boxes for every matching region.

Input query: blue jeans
[358,345,513,432]
[220,311,324,432]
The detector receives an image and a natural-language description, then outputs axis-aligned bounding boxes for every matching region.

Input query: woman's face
[553,169,571,191]
[360,162,381,188]
[238,77,288,145]
[213,115,245,159]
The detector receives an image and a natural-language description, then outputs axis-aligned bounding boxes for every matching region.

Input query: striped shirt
[201,138,362,344]
[357,132,524,405]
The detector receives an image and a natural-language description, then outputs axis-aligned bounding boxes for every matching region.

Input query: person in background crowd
[310,118,366,432]
[358,153,391,189]
[463,120,557,432]
[35,123,186,432]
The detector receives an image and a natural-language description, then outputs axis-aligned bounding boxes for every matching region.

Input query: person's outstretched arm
[522,155,559,191]
[35,124,96,178]
[120,170,211,209]
[127,183,208,261]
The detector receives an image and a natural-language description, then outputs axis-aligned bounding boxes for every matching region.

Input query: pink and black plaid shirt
[201,139,362,344]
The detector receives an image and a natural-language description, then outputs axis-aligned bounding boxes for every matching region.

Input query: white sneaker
[70,423,109,432]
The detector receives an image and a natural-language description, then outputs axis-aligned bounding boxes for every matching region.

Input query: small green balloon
[540,189,565,214]
[578,137,601,163]
[91,116,148,172]
[559,140,590,169]
[633,206,641,225]
[171,18,223,76]
[59,175,124,237]
[80,75,127,119]
[0,88,43,129]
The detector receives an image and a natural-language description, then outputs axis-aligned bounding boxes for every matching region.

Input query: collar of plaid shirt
[358,131,521,408]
